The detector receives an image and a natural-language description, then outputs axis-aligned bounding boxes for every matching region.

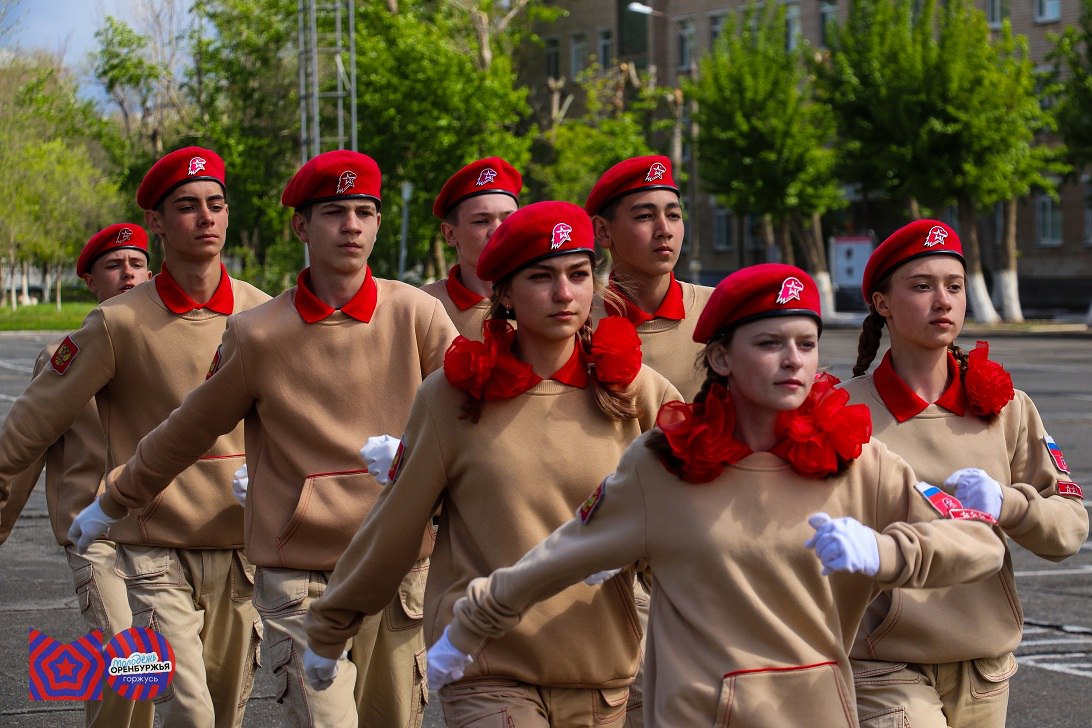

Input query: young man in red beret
[420,157,521,339]
[0,146,271,728]
[587,155,714,401]
[71,149,458,727]
[0,223,155,728]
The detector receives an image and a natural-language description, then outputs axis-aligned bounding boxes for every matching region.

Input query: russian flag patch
[915,481,963,518]
[1044,435,1070,474]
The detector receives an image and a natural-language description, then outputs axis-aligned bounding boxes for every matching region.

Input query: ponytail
[948,343,969,381]
[852,309,886,377]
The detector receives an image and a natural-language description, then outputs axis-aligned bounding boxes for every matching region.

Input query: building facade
[527,0,1092,312]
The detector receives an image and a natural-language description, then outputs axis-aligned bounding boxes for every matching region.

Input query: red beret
[76,224,150,277]
[862,219,964,302]
[584,155,679,216]
[281,150,382,209]
[477,201,595,283]
[694,264,823,343]
[137,147,226,210]
[432,157,522,219]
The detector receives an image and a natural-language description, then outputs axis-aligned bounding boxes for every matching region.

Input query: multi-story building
[526,1,1092,312]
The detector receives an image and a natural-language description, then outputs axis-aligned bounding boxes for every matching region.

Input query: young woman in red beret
[303,201,681,726]
[846,219,1088,727]
[425,262,1007,727]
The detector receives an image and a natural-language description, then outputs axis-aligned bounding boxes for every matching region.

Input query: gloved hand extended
[427,625,474,689]
[361,434,400,485]
[67,499,119,554]
[805,512,880,577]
[945,468,1003,521]
[232,464,248,506]
[303,647,342,691]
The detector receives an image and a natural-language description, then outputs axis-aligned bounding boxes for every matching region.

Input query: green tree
[692,2,843,313]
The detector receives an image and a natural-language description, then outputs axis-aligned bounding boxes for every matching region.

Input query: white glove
[945,468,1003,521]
[67,499,119,554]
[303,647,342,691]
[584,568,623,585]
[232,464,249,506]
[805,512,880,577]
[361,434,400,485]
[427,626,474,689]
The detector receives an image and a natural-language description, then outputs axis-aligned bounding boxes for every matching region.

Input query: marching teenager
[847,219,1089,727]
[428,263,1008,727]
[0,146,271,728]
[304,201,681,726]
[0,223,155,728]
[69,150,458,728]
[587,155,714,400]
[421,157,521,339]
[586,154,715,724]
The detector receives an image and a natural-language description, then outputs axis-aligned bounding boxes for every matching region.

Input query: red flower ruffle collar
[874,342,1012,422]
[655,372,872,483]
[293,267,378,323]
[444,264,486,311]
[444,316,642,400]
[155,263,234,315]
[606,273,685,325]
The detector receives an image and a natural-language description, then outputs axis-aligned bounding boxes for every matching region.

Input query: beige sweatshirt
[597,280,713,401]
[102,278,457,570]
[0,275,270,548]
[420,271,490,341]
[445,433,1005,727]
[843,374,1088,663]
[0,340,105,545]
[305,365,681,689]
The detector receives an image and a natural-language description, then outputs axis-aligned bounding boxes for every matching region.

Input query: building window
[598,29,613,67]
[678,19,695,72]
[713,203,734,252]
[1035,193,1062,247]
[545,37,560,79]
[786,2,801,51]
[986,0,1007,27]
[710,14,726,48]
[1035,0,1060,22]
[819,1,838,47]
[571,33,588,76]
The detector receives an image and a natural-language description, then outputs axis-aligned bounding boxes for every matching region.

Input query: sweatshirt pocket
[390,558,429,629]
[275,470,380,567]
[714,661,855,728]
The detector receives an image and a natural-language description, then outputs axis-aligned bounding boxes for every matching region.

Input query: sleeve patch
[205,345,223,380]
[387,439,406,484]
[1044,435,1070,474]
[49,336,80,375]
[914,481,963,518]
[1056,481,1083,499]
[947,507,998,525]
[577,479,606,525]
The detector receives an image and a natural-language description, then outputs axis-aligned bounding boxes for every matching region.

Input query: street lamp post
[626,1,703,285]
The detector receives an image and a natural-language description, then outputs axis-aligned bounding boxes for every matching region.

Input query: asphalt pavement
[0,326,1089,727]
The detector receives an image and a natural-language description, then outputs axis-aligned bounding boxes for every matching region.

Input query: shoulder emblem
[205,345,223,380]
[914,481,963,518]
[577,479,606,525]
[50,336,80,375]
[1056,481,1083,499]
[387,439,406,484]
[1043,435,1070,474]
[947,507,997,525]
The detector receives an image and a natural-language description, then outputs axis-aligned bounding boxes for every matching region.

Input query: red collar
[873,350,967,423]
[293,267,377,323]
[549,340,588,388]
[155,263,234,315]
[444,264,487,311]
[607,273,685,324]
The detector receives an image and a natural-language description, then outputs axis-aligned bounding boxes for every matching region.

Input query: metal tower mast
[298,0,358,164]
